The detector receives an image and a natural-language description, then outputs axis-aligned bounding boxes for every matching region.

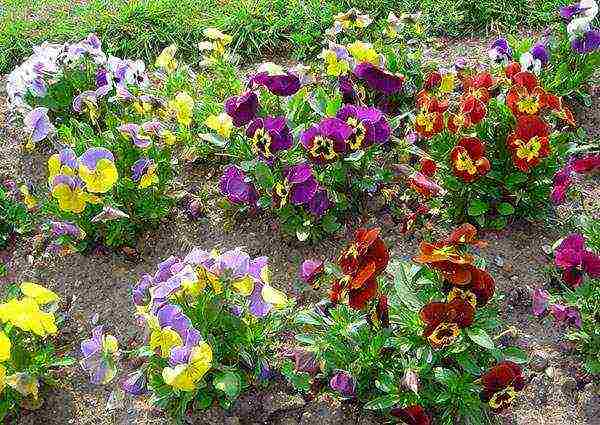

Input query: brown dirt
[2,34,600,425]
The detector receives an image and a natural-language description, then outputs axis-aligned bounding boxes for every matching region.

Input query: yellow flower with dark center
[447,287,477,308]
[251,128,273,158]
[514,137,542,161]
[488,386,518,410]
[428,322,460,347]
[455,151,477,175]
[51,180,88,214]
[156,44,178,73]
[309,136,337,160]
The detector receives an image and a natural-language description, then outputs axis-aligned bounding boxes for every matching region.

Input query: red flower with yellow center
[461,71,494,103]
[447,266,495,307]
[545,93,576,126]
[480,361,526,412]
[507,115,550,172]
[446,112,472,134]
[419,297,475,348]
[506,71,548,118]
[415,92,446,139]
[450,137,491,183]
[330,228,389,310]
[460,95,487,126]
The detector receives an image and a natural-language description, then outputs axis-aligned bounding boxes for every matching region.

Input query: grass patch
[1,0,565,74]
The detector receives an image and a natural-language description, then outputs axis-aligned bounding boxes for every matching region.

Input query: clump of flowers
[0,282,74,419]
[102,247,293,419]
[285,225,527,422]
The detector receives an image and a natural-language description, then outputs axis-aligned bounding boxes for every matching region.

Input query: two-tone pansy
[480,361,525,411]
[78,147,118,193]
[450,137,491,182]
[301,117,353,162]
[50,175,94,214]
[354,62,405,96]
[419,297,475,348]
[273,162,318,209]
[80,325,120,385]
[48,148,78,183]
[554,233,600,287]
[506,115,551,172]
[414,95,445,139]
[23,107,55,149]
[336,105,391,150]
[506,70,548,117]
[246,117,293,160]
[131,158,158,189]
[162,341,212,391]
[320,43,352,77]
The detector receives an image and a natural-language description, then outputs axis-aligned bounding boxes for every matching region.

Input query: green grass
[0,0,565,74]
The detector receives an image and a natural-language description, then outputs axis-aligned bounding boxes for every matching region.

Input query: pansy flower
[24,107,55,148]
[506,115,550,172]
[402,169,443,198]
[330,228,389,310]
[121,370,147,395]
[225,91,259,127]
[48,148,78,182]
[419,297,475,348]
[336,105,391,150]
[301,118,353,162]
[246,117,293,160]
[273,162,318,209]
[321,43,352,77]
[118,123,152,148]
[198,27,233,56]
[80,325,120,385]
[300,259,324,285]
[0,297,57,337]
[205,112,233,139]
[155,44,178,73]
[78,147,118,193]
[347,41,380,66]
[251,62,301,97]
[571,29,600,53]
[480,361,525,411]
[169,92,195,127]
[162,341,212,391]
[131,158,158,189]
[329,371,356,398]
[506,71,549,117]
[219,165,258,206]
[147,304,200,358]
[354,62,405,96]
[332,8,372,30]
[414,96,445,139]
[572,153,600,173]
[413,238,475,285]
[461,71,494,102]
[73,89,106,123]
[450,137,491,182]
[554,233,600,287]
[488,38,512,63]
[390,405,431,425]
[447,267,495,307]
[550,164,573,204]
[245,256,288,317]
[50,175,93,213]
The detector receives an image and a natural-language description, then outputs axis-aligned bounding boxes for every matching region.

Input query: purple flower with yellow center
[354,62,405,96]
[148,303,200,358]
[225,91,259,127]
[571,29,600,53]
[50,175,91,214]
[219,165,258,206]
[336,105,391,150]
[78,147,118,193]
[24,107,54,147]
[246,256,288,317]
[80,325,120,385]
[554,233,600,287]
[118,123,152,148]
[251,62,302,96]
[151,263,200,302]
[246,117,293,160]
[301,118,353,162]
[488,38,512,63]
[131,158,158,189]
[273,162,318,209]
[330,371,356,397]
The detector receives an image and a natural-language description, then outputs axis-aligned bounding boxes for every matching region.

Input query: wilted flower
[121,370,147,395]
[90,206,130,223]
[419,297,474,348]
[402,369,421,394]
[336,105,391,150]
[246,117,293,160]
[354,62,405,96]
[419,158,437,177]
[480,361,525,411]
[80,325,120,385]
[131,158,158,189]
[549,304,582,328]
[329,371,355,397]
[532,288,550,316]
[390,405,431,425]
[299,259,324,285]
[251,62,302,96]
[450,137,491,182]
[282,348,319,374]
[225,91,259,127]
[301,117,353,162]
[78,147,118,193]
[554,233,600,287]
[506,115,550,172]
[23,107,54,148]
[50,220,85,240]
[219,165,258,206]
[118,123,152,148]
[73,90,102,122]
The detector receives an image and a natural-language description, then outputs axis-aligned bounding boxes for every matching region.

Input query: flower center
[346,117,366,150]
[455,151,477,175]
[488,386,517,410]
[447,287,477,307]
[517,95,540,115]
[429,322,460,347]
[416,111,436,132]
[515,136,542,161]
[252,128,273,158]
[310,136,338,160]
[274,182,289,208]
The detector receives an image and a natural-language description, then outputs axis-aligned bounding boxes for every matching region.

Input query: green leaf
[468,199,489,216]
[213,371,242,399]
[466,327,495,350]
[49,356,77,367]
[433,367,459,386]
[325,95,342,116]
[253,163,274,190]
[363,394,402,410]
[501,347,529,364]
[321,213,340,233]
[497,202,515,216]
[505,172,528,189]
[392,261,424,310]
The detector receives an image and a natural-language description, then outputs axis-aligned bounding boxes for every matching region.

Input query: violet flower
[329,371,356,397]
[121,370,147,395]
[571,29,600,53]
[225,91,259,127]
[354,62,404,96]
[301,118,353,162]
[336,104,391,150]
[273,163,318,208]
[251,63,302,96]
[339,76,357,104]
[246,117,293,160]
[24,107,55,145]
[219,165,258,206]
[554,234,600,287]
[550,165,573,205]
[488,38,512,63]
[80,326,120,385]
[532,288,550,316]
[550,304,582,328]
[572,153,600,173]
[299,259,324,285]
[308,188,331,217]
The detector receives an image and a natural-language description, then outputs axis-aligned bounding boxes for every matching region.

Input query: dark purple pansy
[488,38,513,63]
[300,118,353,162]
[299,259,324,285]
[121,370,147,395]
[219,165,258,206]
[251,67,301,96]
[560,3,585,22]
[246,116,293,159]
[571,29,600,53]
[354,62,405,96]
[550,304,582,328]
[339,76,357,104]
[225,91,259,127]
[531,43,550,65]
[554,233,600,287]
[550,165,573,205]
[329,371,356,397]
[336,104,391,150]
[308,188,331,217]
[276,162,318,207]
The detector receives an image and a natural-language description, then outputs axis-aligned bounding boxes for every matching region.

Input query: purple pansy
[330,371,356,397]
[121,370,147,395]
[251,64,302,96]
[80,325,119,385]
[354,62,405,96]
[299,259,324,285]
[554,234,600,287]
[308,188,331,217]
[336,105,391,150]
[246,117,293,159]
[550,165,573,205]
[219,165,259,206]
[550,304,582,328]
[339,76,357,104]
[532,288,550,316]
[273,162,319,209]
[531,43,550,65]
[488,38,513,63]
[24,107,55,144]
[571,29,600,53]
[119,123,152,148]
[132,273,154,307]
[50,221,84,239]
[225,91,259,127]
[301,118,353,162]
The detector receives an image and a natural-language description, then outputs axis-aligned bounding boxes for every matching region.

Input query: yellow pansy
[205,113,233,139]
[18,185,37,210]
[321,49,350,77]
[20,282,59,305]
[0,331,11,362]
[160,129,177,146]
[149,327,183,358]
[0,298,57,337]
[440,73,455,94]
[232,276,255,296]
[79,158,118,194]
[155,44,178,73]
[6,372,38,398]
[347,41,379,66]
[102,334,119,354]
[203,28,232,54]
[261,284,287,308]
[169,92,195,127]
[162,342,212,391]
[51,177,88,214]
